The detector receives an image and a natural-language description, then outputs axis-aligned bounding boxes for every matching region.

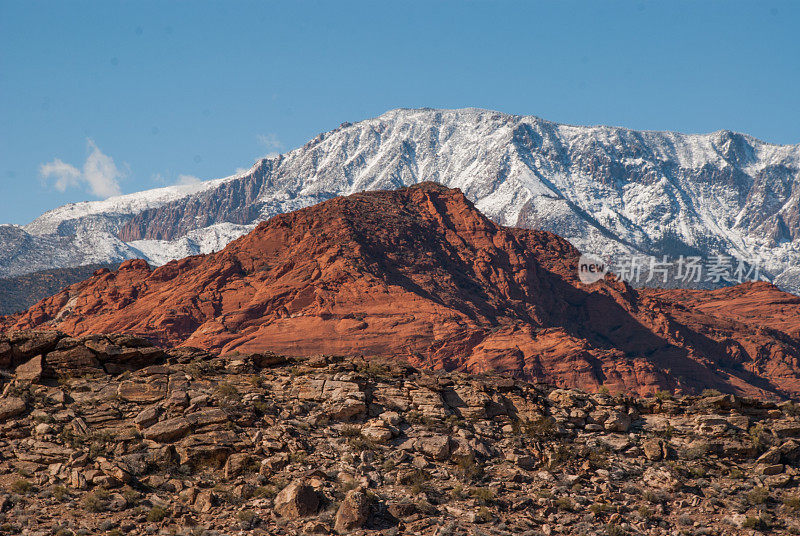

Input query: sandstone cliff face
[5,184,800,398]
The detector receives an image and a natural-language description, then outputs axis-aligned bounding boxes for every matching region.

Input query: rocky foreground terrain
[2,330,800,535]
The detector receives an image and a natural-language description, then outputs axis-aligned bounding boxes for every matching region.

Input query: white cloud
[257,133,284,159]
[176,174,201,186]
[40,139,123,199]
[40,159,81,192]
[257,133,283,151]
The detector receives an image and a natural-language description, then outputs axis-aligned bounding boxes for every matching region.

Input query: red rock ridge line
[4,183,800,399]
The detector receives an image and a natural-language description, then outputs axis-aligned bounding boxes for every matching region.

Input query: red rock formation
[4,183,800,398]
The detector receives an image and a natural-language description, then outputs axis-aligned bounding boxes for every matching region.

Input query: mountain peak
[2,107,799,302]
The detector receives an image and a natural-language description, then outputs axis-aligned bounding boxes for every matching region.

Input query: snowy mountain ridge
[2,108,799,294]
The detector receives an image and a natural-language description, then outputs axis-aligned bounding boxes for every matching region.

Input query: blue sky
[1,0,798,225]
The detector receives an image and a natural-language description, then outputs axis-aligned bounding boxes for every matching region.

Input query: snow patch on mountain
[128,222,256,266]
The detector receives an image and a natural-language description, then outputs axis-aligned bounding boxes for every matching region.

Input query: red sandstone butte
[4,183,800,398]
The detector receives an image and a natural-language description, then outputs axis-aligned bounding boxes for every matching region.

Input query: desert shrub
[454,455,484,482]
[213,381,239,401]
[11,479,32,495]
[253,485,277,499]
[742,515,770,530]
[748,424,770,451]
[470,487,495,506]
[521,416,556,439]
[83,490,110,512]
[237,509,258,529]
[50,485,69,502]
[728,467,745,479]
[660,424,674,440]
[590,502,611,515]
[747,487,770,505]
[555,497,574,511]
[784,495,800,512]
[146,505,168,522]
[475,506,493,523]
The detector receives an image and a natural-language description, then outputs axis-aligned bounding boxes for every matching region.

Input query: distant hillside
[0,263,120,315]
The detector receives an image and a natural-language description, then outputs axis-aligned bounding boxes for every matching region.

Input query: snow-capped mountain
[3,108,799,294]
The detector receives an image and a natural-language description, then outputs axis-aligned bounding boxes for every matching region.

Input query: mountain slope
[4,108,800,293]
[0,263,121,315]
[5,184,800,398]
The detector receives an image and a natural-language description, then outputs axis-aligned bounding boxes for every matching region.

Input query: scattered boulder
[417,435,450,460]
[142,417,191,443]
[274,481,319,518]
[334,488,371,533]
[14,354,45,383]
[0,397,26,421]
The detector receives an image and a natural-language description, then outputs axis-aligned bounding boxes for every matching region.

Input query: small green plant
[455,455,483,482]
[684,442,709,461]
[660,423,674,440]
[338,479,358,494]
[688,465,707,478]
[237,509,257,528]
[122,488,142,507]
[748,424,770,451]
[606,523,625,536]
[555,497,574,511]
[253,485,277,498]
[747,487,770,505]
[400,469,432,494]
[742,515,770,530]
[51,484,69,502]
[590,502,611,515]
[382,459,396,472]
[252,400,271,415]
[16,468,33,478]
[784,495,800,512]
[521,416,557,439]
[728,467,745,479]
[701,388,722,397]
[213,381,239,401]
[249,375,265,388]
[11,479,32,495]
[475,506,493,523]
[642,490,663,504]
[655,390,672,401]
[470,487,495,506]
[146,505,168,522]
[83,490,109,513]
[637,505,653,520]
